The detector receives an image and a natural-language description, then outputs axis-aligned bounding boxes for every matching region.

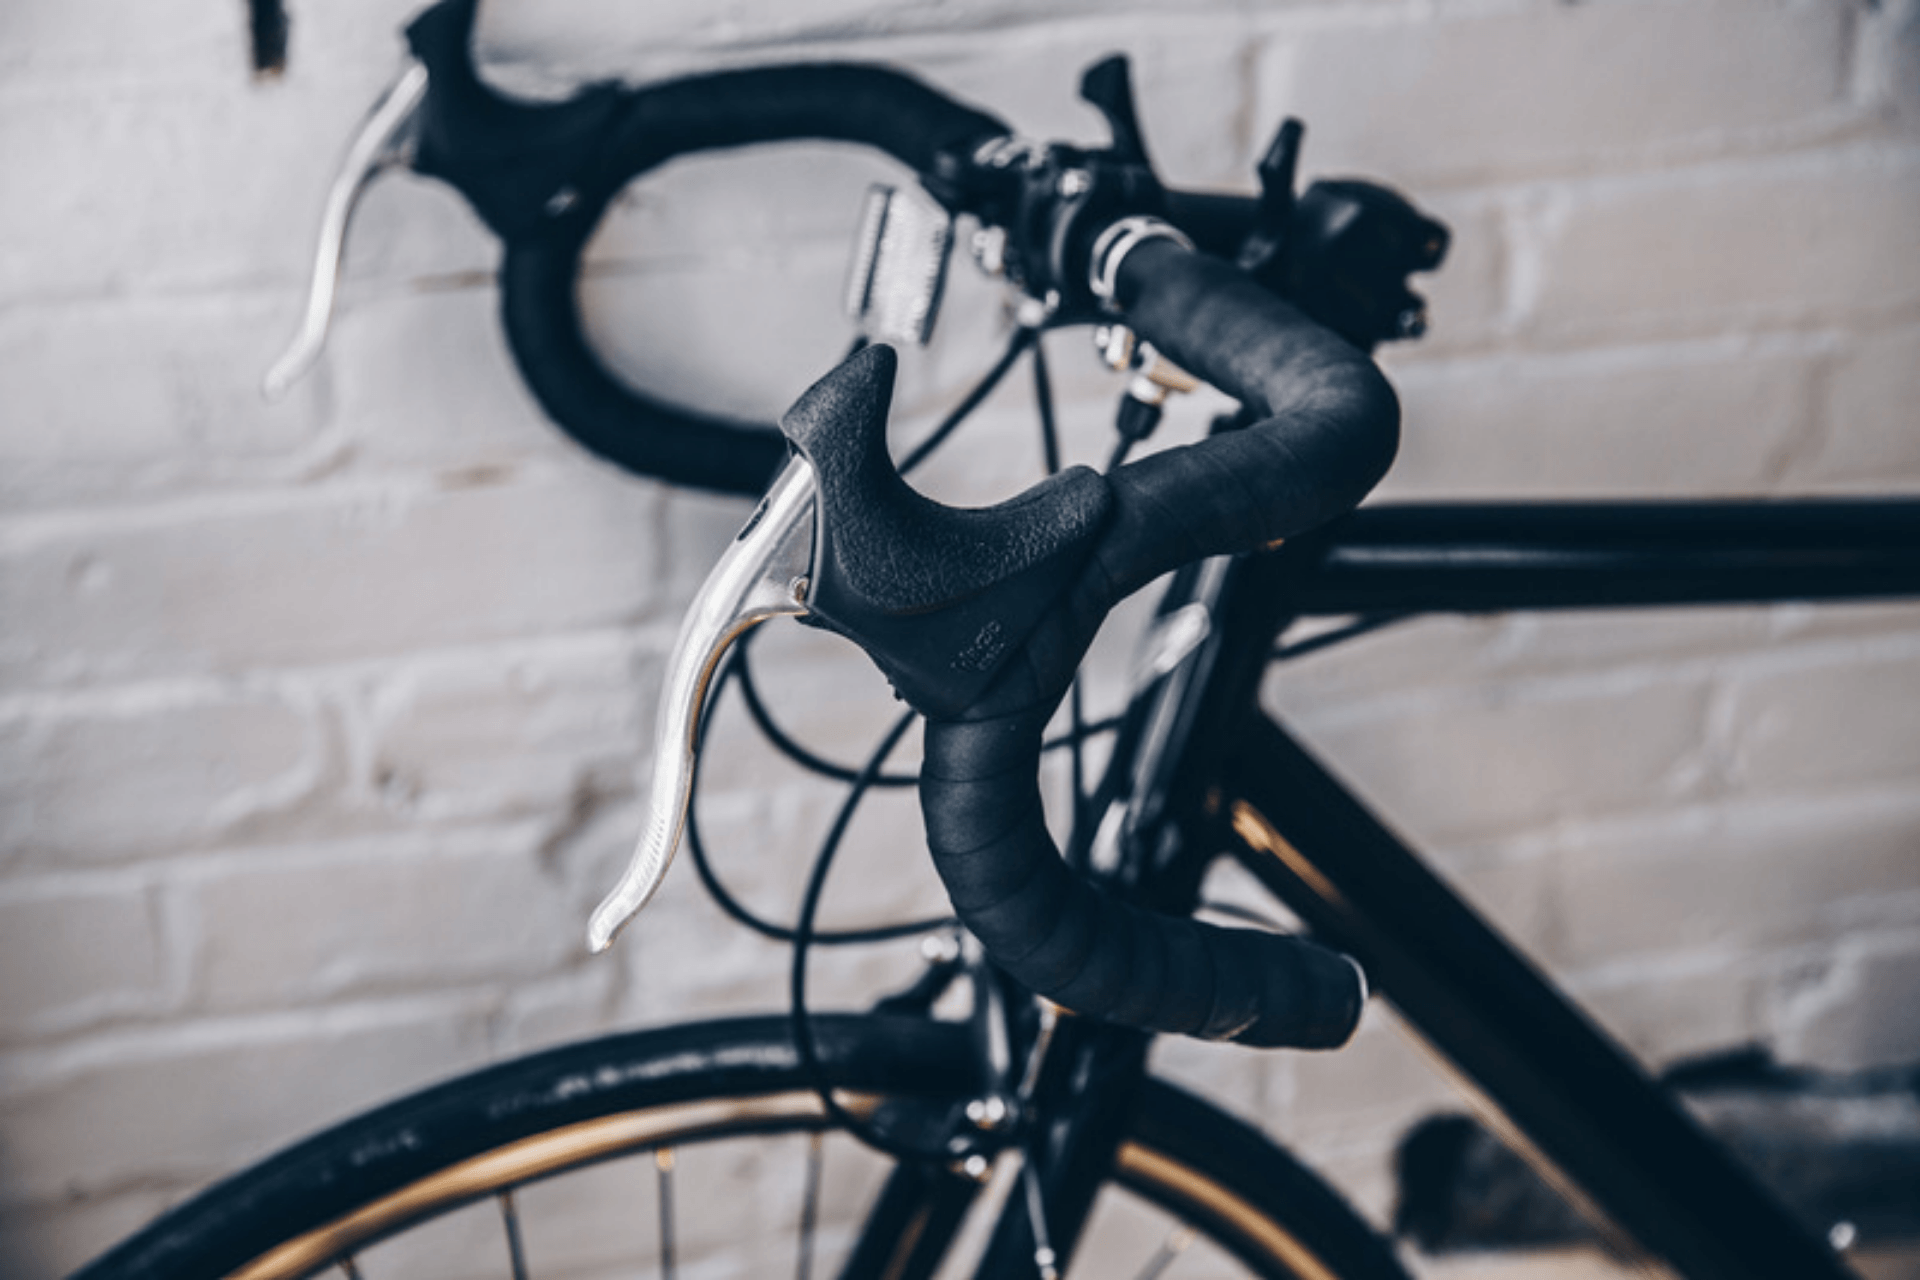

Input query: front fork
[966,546,1258,1277]
[837,546,1260,1279]
[838,988,1154,1280]
[972,1011,1156,1277]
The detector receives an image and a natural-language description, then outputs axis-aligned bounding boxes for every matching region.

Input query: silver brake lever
[262,61,429,400]
[587,455,820,953]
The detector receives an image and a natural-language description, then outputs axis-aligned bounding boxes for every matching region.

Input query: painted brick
[319,282,573,477]
[579,240,864,431]
[0,879,170,1043]
[16,0,456,99]
[1483,608,1783,681]
[329,169,500,292]
[582,142,900,278]
[0,468,665,688]
[1255,0,1857,189]
[1274,610,1766,721]
[0,74,402,305]
[0,292,333,509]
[1725,644,1920,793]
[1434,843,1562,964]
[528,791,778,1023]
[1148,1034,1278,1140]
[1289,1137,1402,1233]
[487,966,622,1055]
[1524,151,1920,347]
[0,1189,173,1280]
[1418,1247,1649,1280]
[1266,608,1802,724]
[581,212,1089,455]
[282,0,451,78]
[1379,194,1506,356]
[181,832,586,1011]
[1286,1005,1461,1151]
[1770,931,1920,1070]
[481,3,1273,118]
[1282,673,1716,843]
[1264,615,1511,714]
[1859,0,1920,135]
[0,1001,494,1209]
[895,16,1263,189]
[606,838,931,1028]
[683,635,921,795]
[742,783,945,928]
[1567,952,1772,1065]
[1,0,245,91]
[357,636,651,824]
[0,688,327,867]
[1380,340,1819,499]
[1760,599,1920,650]
[477,0,918,65]
[1546,794,1920,974]
[1796,325,1920,489]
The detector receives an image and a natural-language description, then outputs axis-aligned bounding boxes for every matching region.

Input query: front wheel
[74,1014,1409,1280]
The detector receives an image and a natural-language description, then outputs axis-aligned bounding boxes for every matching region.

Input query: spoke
[790,711,945,1161]
[497,1190,530,1280]
[656,1147,679,1280]
[1023,1158,1061,1280]
[796,1131,824,1280]
[1031,330,1063,476]
[1132,1226,1196,1280]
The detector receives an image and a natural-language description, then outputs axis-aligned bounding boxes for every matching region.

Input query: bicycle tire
[74,1014,1408,1280]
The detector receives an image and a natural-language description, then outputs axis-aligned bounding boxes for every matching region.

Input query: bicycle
[72,2,1920,1278]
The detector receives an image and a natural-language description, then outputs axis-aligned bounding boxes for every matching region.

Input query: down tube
[1221,713,1851,1280]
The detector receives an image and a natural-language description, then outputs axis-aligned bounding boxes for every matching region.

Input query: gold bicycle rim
[227,1088,1335,1280]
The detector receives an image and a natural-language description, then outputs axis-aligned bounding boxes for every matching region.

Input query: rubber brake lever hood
[403,0,627,241]
[587,345,1111,950]
[784,345,1113,718]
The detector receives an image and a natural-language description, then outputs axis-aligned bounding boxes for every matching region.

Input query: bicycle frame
[908,496,1920,1279]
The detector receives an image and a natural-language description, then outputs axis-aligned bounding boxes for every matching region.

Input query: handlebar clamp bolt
[1094,323,1135,372]
[969,225,1008,277]
[1015,293,1057,329]
[965,1095,1014,1130]
[1057,168,1093,198]
[919,931,963,964]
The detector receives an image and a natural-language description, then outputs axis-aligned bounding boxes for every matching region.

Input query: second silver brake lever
[586,455,819,953]
[263,60,429,400]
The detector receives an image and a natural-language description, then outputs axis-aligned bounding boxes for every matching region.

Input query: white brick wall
[3,0,1918,1275]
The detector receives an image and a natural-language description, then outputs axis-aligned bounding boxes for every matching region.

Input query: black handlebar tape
[917,237,1396,1048]
[497,249,783,496]
[496,64,1010,496]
